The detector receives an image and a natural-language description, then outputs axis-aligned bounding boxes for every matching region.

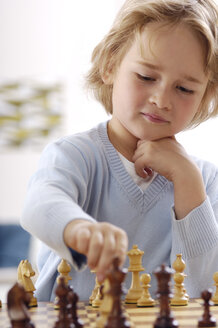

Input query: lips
[141,112,169,123]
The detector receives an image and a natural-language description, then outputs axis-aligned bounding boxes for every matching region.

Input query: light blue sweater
[21,121,218,301]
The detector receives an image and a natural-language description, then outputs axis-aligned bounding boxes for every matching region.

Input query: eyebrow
[136,60,203,84]
[137,61,161,70]
[181,74,203,84]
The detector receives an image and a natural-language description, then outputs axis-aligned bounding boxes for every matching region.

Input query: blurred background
[0,0,217,302]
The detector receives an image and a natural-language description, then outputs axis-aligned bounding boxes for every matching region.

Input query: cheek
[175,97,200,126]
[113,79,144,111]
[125,81,147,109]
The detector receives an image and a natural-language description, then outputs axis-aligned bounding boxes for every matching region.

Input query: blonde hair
[86,0,218,128]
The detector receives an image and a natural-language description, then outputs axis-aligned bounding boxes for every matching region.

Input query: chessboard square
[36,324,53,328]
[171,303,199,309]
[87,313,98,320]
[130,314,155,322]
[78,309,88,315]
[175,312,203,319]
[195,299,203,305]
[127,307,158,314]
[79,318,89,325]
[30,309,47,316]
[130,322,153,328]
[179,318,202,325]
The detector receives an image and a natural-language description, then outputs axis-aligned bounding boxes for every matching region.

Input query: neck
[107,119,138,162]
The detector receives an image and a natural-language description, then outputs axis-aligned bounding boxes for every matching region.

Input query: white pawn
[170,272,188,306]
[137,273,155,307]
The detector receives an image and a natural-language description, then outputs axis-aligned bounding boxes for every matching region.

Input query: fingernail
[97,273,104,283]
[144,167,153,175]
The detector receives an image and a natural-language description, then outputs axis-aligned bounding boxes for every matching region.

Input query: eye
[177,85,194,94]
[137,74,155,82]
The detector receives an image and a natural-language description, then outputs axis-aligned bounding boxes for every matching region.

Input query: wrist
[63,219,89,247]
[173,163,206,220]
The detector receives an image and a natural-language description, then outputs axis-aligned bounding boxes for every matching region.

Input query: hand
[64,220,128,282]
[133,137,206,219]
[132,136,188,181]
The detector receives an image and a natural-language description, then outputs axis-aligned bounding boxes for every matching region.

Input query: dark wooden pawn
[54,277,75,328]
[198,289,217,327]
[67,286,83,328]
[7,282,35,328]
[153,264,179,328]
[105,257,131,328]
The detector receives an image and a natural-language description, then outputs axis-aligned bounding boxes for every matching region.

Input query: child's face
[108,22,209,142]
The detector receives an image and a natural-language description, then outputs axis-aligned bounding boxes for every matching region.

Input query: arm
[171,160,218,296]
[133,138,218,296]
[21,139,128,280]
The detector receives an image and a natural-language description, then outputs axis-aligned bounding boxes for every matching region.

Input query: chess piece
[55,259,72,309]
[96,279,113,328]
[54,277,75,328]
[153,264,179,328]
[170,272,188,306]
[89,270,98,305]
[212,272,218,305]
[125,245,144,303]
[198,289,217,327]
[67,286,83,328]
[105,257,131,328]
[92,277,103,308]
[7,282,35,328]
[137,273,155,307]
[17,259,37,307]
[172,254,189,301]
[56,259,72,285]
[172,254,185,273]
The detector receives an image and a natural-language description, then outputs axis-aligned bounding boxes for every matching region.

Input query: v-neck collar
[97,121,170,211]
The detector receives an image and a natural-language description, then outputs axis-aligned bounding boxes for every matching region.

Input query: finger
[135,159,150,178]
[114,230,128,266]
[76,228,91,255]
[132,149,144,162]
[96,232,116,281]
[140,169,149,178]
[144,167,153,176]
[137,139,144,146]
[87,230,104,269]
[96,228,128,281]
[132,142,149,162]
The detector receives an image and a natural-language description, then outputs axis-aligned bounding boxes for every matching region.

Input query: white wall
[0,0,118,219]
[0,0,217,220]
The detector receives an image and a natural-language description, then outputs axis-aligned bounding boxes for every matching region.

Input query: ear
[102,70,114,85]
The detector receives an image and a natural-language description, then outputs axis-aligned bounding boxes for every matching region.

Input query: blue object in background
[0,224,31,267]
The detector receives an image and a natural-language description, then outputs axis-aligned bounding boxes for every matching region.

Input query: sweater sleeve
[170,162,218,297]
[21,138,96,269]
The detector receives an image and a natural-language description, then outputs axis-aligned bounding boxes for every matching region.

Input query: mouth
[141,112,169,124]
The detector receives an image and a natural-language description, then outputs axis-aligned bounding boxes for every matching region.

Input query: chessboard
[1,299,218,328]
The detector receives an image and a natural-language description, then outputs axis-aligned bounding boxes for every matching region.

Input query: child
[21,0,218,301]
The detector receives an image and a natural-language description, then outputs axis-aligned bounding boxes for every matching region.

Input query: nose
[149,85,172,110]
